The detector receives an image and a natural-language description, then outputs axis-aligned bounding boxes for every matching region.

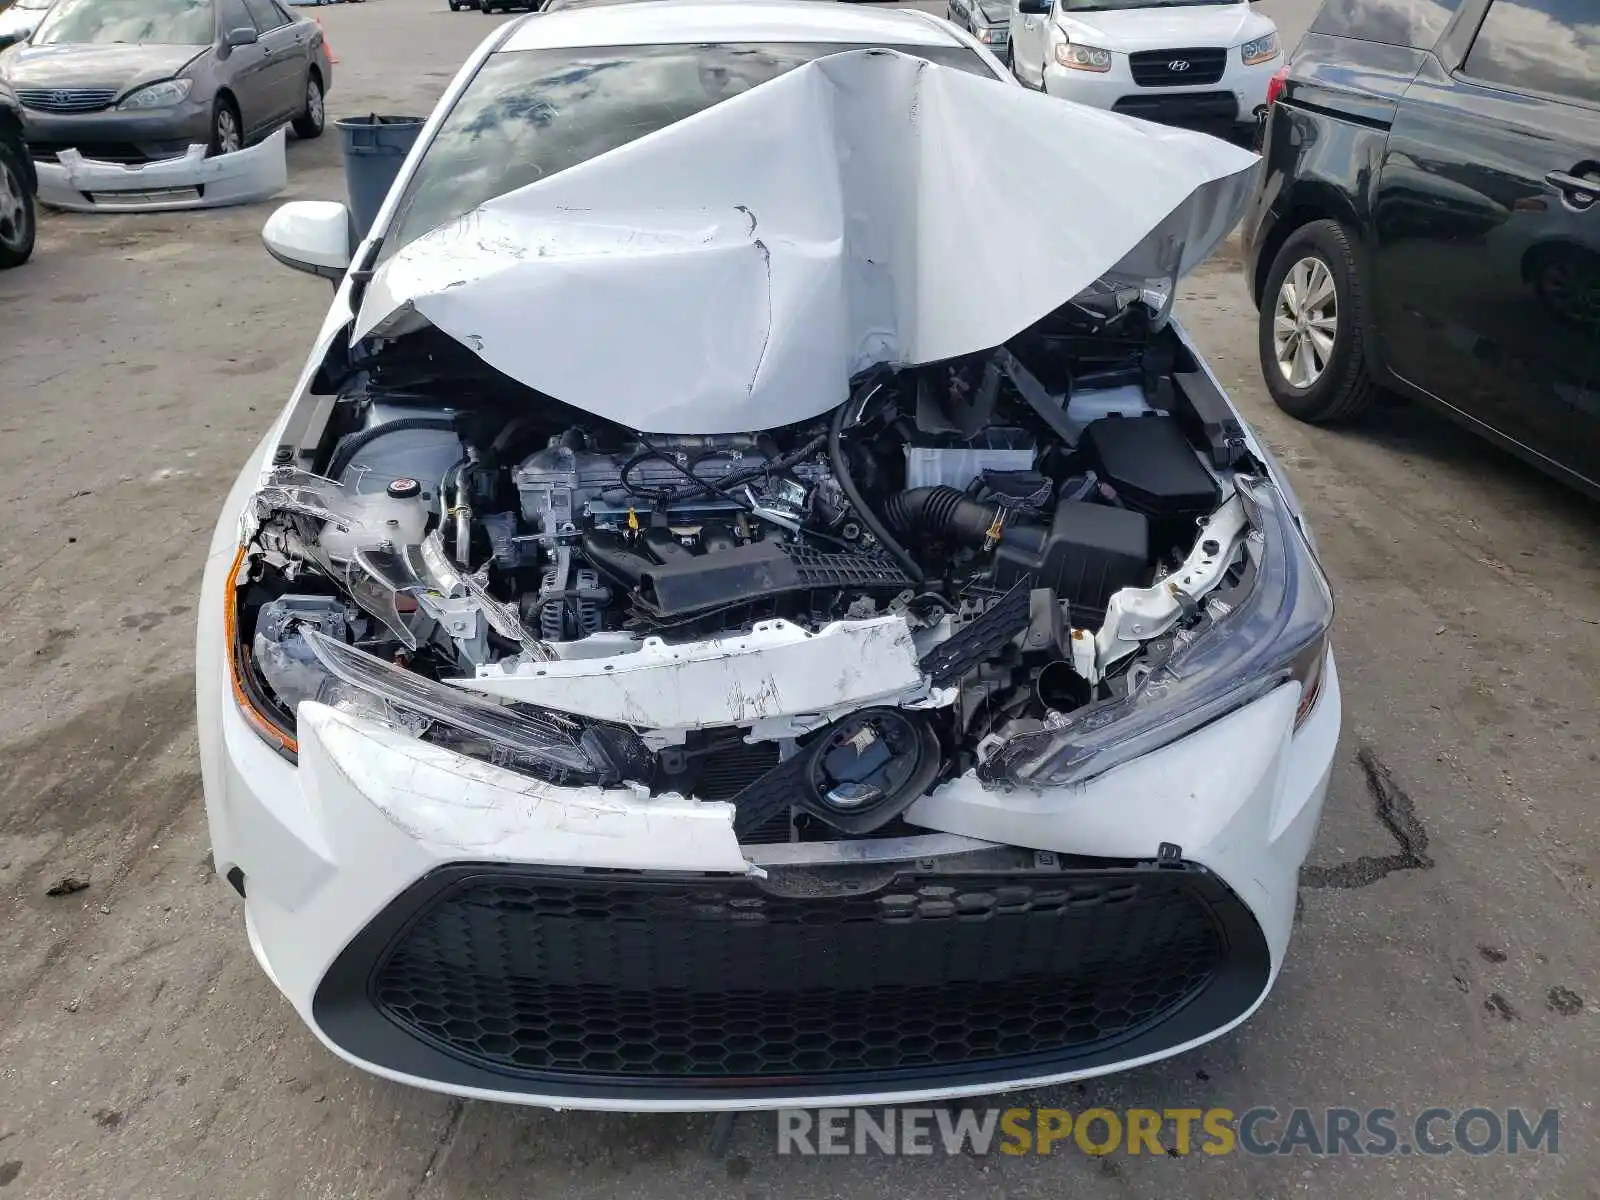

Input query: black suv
[1242,0,1599,497]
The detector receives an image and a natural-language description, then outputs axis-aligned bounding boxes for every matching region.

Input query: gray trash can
[335,114,425,240]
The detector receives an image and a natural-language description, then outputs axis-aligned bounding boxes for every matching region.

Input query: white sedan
[1006,0,1281,142]
[198,0,1337,1111]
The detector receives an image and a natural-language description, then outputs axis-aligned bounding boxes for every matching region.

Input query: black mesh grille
[1128,48,1228,87]
[313,862,1270,1096]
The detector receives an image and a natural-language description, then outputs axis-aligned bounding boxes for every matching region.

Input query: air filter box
[993,500,1150,622]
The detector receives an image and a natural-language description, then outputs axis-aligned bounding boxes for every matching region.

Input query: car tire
[208,96,243,157]
[1258,219,1378,424]
[479,0,494,12]
[291,73,325,140]
[0,136,36,270]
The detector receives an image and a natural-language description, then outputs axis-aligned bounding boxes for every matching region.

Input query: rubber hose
[884,486,1000,548]
[326,417,459,481]
[827,386,924,584]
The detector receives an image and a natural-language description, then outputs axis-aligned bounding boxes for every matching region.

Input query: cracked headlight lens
[1241,32,1280,66]
[117,78,193,109]
[297,629,609,782]
[978,476,1334,790]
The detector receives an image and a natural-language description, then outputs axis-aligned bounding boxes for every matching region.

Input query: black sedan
[1242,0,1599,498]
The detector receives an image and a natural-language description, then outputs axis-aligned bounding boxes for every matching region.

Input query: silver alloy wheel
[1273,255,1338,389]
[216,107,242,155]
[307,78,324,129]
[0,159,24,250]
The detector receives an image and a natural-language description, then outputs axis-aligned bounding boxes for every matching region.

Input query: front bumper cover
[199,498,1341,1108]
[34,126,286,212]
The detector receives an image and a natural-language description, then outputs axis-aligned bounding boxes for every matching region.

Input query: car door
[240,0,301,125]
[1371,0,1600,484]
[1010,0,1049,80]
[217,0,276,129]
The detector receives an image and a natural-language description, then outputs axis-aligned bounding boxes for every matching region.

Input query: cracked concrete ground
[0,0,1596,1195]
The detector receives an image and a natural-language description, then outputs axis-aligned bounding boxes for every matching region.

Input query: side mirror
[263,200,351,282]
[1018,0,1050,15]
[220,25,257,56]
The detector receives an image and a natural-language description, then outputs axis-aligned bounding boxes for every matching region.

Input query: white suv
[1006,0,1280,143]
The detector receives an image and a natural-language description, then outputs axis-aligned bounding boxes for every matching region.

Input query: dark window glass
[1310,0,1463,48]
[383,42,999,256]
[1464,0,1599,106]
[31,0,215,45]
[242,0,286,32]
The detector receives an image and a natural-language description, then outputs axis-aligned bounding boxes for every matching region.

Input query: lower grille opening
[313,859,1271,1100]
[1112,92,1240,127]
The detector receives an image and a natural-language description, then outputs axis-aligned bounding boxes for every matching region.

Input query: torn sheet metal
[35,127,287,213]
[354,48,1259,434]
[453,614,924,730]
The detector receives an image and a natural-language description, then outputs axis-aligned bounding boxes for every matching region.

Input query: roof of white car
[500,0,964,52]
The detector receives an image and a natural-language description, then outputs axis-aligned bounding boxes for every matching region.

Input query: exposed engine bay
[236,285,1298,845]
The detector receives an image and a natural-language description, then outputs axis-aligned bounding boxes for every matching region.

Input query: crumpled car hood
[354,48,1259,434]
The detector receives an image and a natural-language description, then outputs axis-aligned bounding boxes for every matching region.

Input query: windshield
[31,0,214,45]
[384,42,997,256]
[1060,0,1239,9]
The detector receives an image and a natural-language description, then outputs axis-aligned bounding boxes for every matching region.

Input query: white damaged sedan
[198,0,1339,1111]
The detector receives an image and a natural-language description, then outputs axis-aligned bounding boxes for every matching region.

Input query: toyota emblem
[1167,59,1191,71]
[51,90,74,104]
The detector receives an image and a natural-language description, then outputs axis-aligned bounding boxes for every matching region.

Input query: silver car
[945,0,1009,57]
[0,0,332,163]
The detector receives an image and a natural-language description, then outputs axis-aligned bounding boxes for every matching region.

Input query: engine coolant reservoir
[317,406,464,561]
[318,476,431,562]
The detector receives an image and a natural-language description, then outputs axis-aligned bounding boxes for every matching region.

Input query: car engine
[240,288,1268,841]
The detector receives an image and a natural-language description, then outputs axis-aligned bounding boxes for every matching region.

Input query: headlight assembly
[227,549,631,786]
[1054,41,1112,72]
[298,629,611,783]
[1241,32,1280,66]
[978,476,1334,790]
[117,78,193,110]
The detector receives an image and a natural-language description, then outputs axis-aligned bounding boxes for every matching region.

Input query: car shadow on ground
[1335,396,1599,524]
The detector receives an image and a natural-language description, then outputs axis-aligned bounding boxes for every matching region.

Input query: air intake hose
[884,486,999,548]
